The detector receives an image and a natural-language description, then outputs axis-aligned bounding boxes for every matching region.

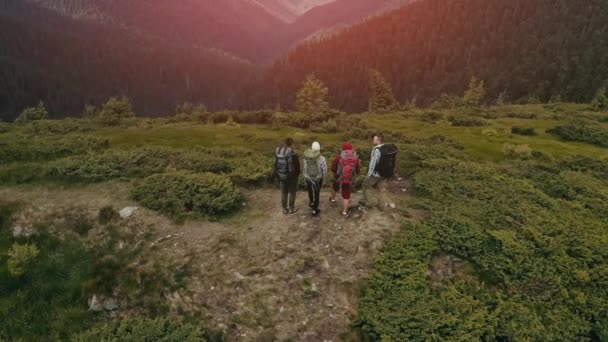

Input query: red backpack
[337,150,359,184]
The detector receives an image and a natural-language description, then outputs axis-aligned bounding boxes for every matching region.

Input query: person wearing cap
[329,142,362,218]
[303,141,328,217]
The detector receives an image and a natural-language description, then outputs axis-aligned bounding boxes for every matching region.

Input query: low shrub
[0,134,109,164]
[503,143,533,159]
[7,243,40,277]
[447,114,488,127]
[14,101,48,124]
[547,118,608,147]
[95,96,136,126]
[98,206,119,225]
[511,126,537,136]
[417,111,444,123]
[132,171,244,217]
[22,118,96,135]
[71,319,211,341]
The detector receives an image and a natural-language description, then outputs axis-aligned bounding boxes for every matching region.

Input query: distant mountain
[253,0,336,22]
[0,1,257,120]
[25,0,287,62]
[263,0,608,111]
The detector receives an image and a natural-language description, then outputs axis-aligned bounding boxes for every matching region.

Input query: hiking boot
[283,209,289,215]
[342,211,351,219]
[312,209,321,217]
[329,197,337,204]
[289,208,299,214]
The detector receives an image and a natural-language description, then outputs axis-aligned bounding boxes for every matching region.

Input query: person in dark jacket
[274,138,301,214]
[329,142,361,218]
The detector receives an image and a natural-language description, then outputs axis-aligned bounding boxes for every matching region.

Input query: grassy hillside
[1,102,608,340]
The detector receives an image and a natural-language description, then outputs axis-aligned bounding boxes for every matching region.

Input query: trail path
[0,178,423,341]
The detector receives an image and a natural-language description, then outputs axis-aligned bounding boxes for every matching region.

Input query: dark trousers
[280,178,298,210]
[306,179,323,211]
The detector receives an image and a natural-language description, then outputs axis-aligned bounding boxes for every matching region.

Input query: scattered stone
[234,271,245,281]
[88,295,103,312]
[401,188,407,192]
[103,297,119,311]
[12,224,35,238]
[119,206,138,219]
[389,203,397,209]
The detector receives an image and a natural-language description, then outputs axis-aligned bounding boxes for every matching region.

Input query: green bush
[7,243,40,277]
[22,118,96,135]
[71,319,210,341]
[447,114,488,127]
[132,171,244,217]
[417,111,444,123]
[0,134,109,164]
[547,118,608,147]
[14,101,48,124]
[591,87,608,111]
[96,96,136,126]
[511,126,537,136]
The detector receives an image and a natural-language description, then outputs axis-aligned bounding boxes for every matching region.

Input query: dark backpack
[374,144,398,178]
[275,146,294,181]
[337,150,358,184]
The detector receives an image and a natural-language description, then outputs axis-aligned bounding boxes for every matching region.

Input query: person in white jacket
[303,141,328,217]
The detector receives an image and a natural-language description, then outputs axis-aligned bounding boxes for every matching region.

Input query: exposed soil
[0,177,422,341]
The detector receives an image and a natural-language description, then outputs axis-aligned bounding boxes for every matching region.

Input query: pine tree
[495,91,509,106]
[296,75,329,115]
[368,69,399,113]
[591,87,608,111]
[14,101,48,124]
[463,77,486,107]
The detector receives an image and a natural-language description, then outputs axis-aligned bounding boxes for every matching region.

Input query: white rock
[389,203,397,209]
[103,297,119,311]
[119,206,138,219]
[88,295,103,312]
[12,224,35,238]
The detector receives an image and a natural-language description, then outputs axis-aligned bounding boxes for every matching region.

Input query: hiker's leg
[342,183,351,213]
[330,180,339,201]
[280,181,288,210]
[306,180,314,208]
[377,178,389,209]
[362,176,381,207]
[288,178,298,210]
[313,180,322,210]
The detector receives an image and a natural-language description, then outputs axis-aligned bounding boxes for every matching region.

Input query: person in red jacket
[329,142,361,218]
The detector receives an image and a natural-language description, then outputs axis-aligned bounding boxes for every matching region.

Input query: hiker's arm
[320,157,328,180]
[302,158,308,177]
[367,149,380,177]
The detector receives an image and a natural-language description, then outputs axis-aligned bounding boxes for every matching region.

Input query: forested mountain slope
[265,0,608,111]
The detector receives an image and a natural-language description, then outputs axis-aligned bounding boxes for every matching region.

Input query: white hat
[312,141,321,151]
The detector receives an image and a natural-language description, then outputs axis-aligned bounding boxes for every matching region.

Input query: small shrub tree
[15,101,48,124]
[591,87,608,111]
[7,243,40,277]
[97,96,135,126]
[463,76,486,107]
[296,74,329,115]
[368,69,399,113]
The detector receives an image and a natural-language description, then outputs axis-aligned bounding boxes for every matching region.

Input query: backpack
[304,149,321,181]
[337,150,358,184]
[275,146,294,181]
[374,144,399,178]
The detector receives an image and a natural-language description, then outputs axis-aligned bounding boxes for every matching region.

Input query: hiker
[329,142,361,218]
[274,138,301,214]
[303,141,328,217]
[361,133,398,210]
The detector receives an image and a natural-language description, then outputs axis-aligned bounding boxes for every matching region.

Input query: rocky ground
[0,178,424,341]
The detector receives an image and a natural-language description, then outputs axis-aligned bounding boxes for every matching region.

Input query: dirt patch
[0,177,420,341]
